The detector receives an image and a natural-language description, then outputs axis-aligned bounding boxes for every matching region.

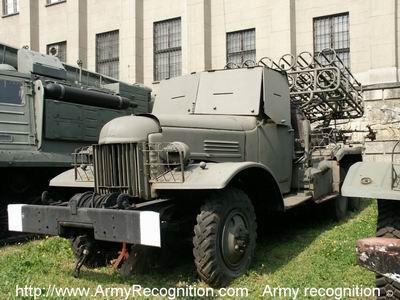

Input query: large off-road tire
[119,244,174,277]
[331,196,348,221]
[120,245,156,277]
[348,197,361,212]
[193,188,257,287]
[376,199,400,299]
[71,235,117,268]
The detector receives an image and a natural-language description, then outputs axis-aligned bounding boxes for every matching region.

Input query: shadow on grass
[75,200,373,286]
[251,199,372,275]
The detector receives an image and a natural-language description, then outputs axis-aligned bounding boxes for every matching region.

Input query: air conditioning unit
[48,45,59,57]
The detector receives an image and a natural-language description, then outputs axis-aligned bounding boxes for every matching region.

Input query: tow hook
[73,248,90,278]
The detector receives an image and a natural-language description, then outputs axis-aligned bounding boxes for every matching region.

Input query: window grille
[314,13,350,68]
[153,17,182,81]
[226,29,256,65]
[96,30,119,79]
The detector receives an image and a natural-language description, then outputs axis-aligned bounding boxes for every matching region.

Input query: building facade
[1,0,399,87]
[1,0,400,158]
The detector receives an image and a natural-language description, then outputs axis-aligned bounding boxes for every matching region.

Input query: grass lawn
[0,200,377,299]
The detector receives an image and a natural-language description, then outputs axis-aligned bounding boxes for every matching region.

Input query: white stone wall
[0,0,37,50]
[209,0,293,69]
[142,0,184,85]
[38,0,81,65]
[296,0,399,85]
[86,0,140,82]
[357,84,400,161]
[0,0,399,88]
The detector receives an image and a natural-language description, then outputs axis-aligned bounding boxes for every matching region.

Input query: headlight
[161,142,190,165]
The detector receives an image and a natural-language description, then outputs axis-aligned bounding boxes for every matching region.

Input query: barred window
[47,41,67,63]
[314,13,350,68]
[153,17,182,81]
[3,0,18,15]
[96,30,119,79]
[227,29,256,65]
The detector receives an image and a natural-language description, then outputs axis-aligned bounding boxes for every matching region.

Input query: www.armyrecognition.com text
[261,284,380,299]
[15,283,381,299]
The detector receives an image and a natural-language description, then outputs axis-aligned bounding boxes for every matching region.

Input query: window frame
[46,41,67,63]
[95,30,120,79]
[2,0,19,17]
[0,78,25,107]
[45,0,66,7]
[313,12,350,68]
[153,17,182,82]
[226,28,256,65]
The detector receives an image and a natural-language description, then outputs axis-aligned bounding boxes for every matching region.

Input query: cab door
[0,74,35,150]
[258,68,293,193]
[258,122,293,193]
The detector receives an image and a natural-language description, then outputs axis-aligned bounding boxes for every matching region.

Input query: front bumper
[7,204,161,247]
[356,237,400,283]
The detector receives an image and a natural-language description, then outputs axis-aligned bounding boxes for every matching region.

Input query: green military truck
[8,49,364,287]
[0,43,151,238]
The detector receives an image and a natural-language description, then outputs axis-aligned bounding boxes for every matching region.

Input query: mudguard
[342,161,400,200]
[49,167,94,188]
[152,162,280,190]
[51,162,281,191]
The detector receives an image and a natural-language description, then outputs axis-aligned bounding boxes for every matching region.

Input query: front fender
[49,167,94,188]
[152,162,279,190]
[342,162,399,200]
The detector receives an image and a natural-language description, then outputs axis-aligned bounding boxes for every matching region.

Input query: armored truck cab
[8,50,364,286]
[0,43,151,237]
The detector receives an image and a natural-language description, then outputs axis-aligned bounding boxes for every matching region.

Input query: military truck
[0,43,151,238]
[342,140,400,298]
[8,49,364,287]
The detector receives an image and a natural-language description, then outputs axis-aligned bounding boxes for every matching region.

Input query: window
[153,17,182,81]
[47,41,67,63]
[2,0,18,16]
[0,79,23,105]
[226,29,256,65]
[96,30,119,79]
[314,13,350,68]
[46,0,66,5]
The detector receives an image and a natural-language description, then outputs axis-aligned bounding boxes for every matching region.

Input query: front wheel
[193,188,257,287]
[71,235,118,268]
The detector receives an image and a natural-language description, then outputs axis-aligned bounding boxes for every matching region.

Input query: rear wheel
[193,188,257,287]
[71,235,118,268]
[331,196,348,221]
[376,199,400,299]
[348,197,361,212]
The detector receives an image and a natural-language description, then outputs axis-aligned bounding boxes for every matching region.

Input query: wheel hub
[235,228,249,252]
[221,212,250,269]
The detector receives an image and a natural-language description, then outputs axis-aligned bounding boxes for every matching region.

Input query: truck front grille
[93,143,144,197]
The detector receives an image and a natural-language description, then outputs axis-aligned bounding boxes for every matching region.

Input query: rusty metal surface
[356,237,400,283]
